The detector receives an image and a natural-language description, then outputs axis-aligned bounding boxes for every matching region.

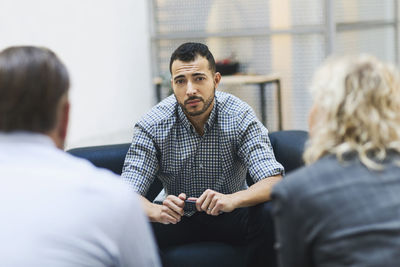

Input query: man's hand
[159,193,186,224]
[196,189,236,216]
[194,175,283,216]
[140,193,186,224]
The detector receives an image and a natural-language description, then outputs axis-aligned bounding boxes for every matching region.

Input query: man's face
[171,56,220,117]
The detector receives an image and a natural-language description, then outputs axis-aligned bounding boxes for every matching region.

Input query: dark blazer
[271,154,400,267]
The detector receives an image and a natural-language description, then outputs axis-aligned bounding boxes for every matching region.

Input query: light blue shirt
[0,132,160,267]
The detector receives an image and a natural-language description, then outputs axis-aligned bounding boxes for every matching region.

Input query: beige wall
[0,0,153,149]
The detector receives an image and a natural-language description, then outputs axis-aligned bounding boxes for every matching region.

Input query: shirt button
[199,163,203,169]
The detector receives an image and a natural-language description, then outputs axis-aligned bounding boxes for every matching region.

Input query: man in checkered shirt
[122,42,284,267]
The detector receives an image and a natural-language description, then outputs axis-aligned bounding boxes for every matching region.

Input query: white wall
[0,0,153,149]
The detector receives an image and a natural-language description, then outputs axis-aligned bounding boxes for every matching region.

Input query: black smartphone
[184,199,197,212]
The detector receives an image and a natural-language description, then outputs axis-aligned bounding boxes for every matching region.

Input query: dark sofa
[68,130,308,267]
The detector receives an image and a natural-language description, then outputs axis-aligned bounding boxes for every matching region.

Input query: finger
[196,191,207,211]
[170,195,186,210]
[160,209,179,224]
[201,192,215,213]
[161,214,178,224]
[161,204,181,223]
[163,198,184,216]
[168,195,185,207]
[178,193,186,200]
[209,196,218,215]
[165,194,185,208]
[211,202,224,216]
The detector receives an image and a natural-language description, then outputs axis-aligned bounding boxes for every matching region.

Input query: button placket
[193,135,205,175]
[191,134,202,181]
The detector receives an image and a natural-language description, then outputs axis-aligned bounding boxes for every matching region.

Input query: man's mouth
[185,98,203,106]
[186,100,200,105]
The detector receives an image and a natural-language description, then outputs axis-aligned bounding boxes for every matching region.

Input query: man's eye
[176,79,184,84]
[196,77,205,81]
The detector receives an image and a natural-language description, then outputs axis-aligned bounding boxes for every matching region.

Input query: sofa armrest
[67,130,308,200]
[269,130,308,173]
[67,143,163,201]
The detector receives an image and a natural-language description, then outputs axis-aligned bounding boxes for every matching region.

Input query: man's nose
[186,81,197,95]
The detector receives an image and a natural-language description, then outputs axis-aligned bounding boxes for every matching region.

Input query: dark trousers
[151,202,276,267]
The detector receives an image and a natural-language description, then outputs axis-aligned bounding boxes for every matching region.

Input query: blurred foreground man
[272,55,400,267]
[0,46,160,267]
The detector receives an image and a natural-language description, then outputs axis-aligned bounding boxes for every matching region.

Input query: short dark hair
[0,46,69,133]
[169,42,216,74]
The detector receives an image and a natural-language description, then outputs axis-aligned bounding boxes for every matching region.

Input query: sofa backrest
[67,130,308,201]
[68,143,163,201]
[68,143,130,175]
[269,130,308,173]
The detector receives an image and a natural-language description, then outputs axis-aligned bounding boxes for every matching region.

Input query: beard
[177,88,215,117]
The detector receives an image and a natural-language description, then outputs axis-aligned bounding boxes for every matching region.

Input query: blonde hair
[304,54,400,169]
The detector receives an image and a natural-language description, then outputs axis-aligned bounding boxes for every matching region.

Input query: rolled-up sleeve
[121,125,159,196]
[237,110,284,183]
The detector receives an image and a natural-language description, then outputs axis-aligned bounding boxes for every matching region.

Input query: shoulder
[216,91,254,117]
[55,150,136,200]
[62,152,146,222]
[215,91,258,131]
[272,156,344,201]
[136,94,178,131]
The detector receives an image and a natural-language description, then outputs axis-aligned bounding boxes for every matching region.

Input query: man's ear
[59,99,70,144]
[46,94,69,149]
[214,72,221,89]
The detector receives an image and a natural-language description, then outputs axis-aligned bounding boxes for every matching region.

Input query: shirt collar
[205,97,218,132]
[177,104,192,132]
[0,131,55,147]
[177,95,218,135]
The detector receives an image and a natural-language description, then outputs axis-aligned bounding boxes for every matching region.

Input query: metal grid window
[149,0,399,131]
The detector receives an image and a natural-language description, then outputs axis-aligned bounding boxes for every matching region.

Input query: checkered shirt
[122,91,284,215]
